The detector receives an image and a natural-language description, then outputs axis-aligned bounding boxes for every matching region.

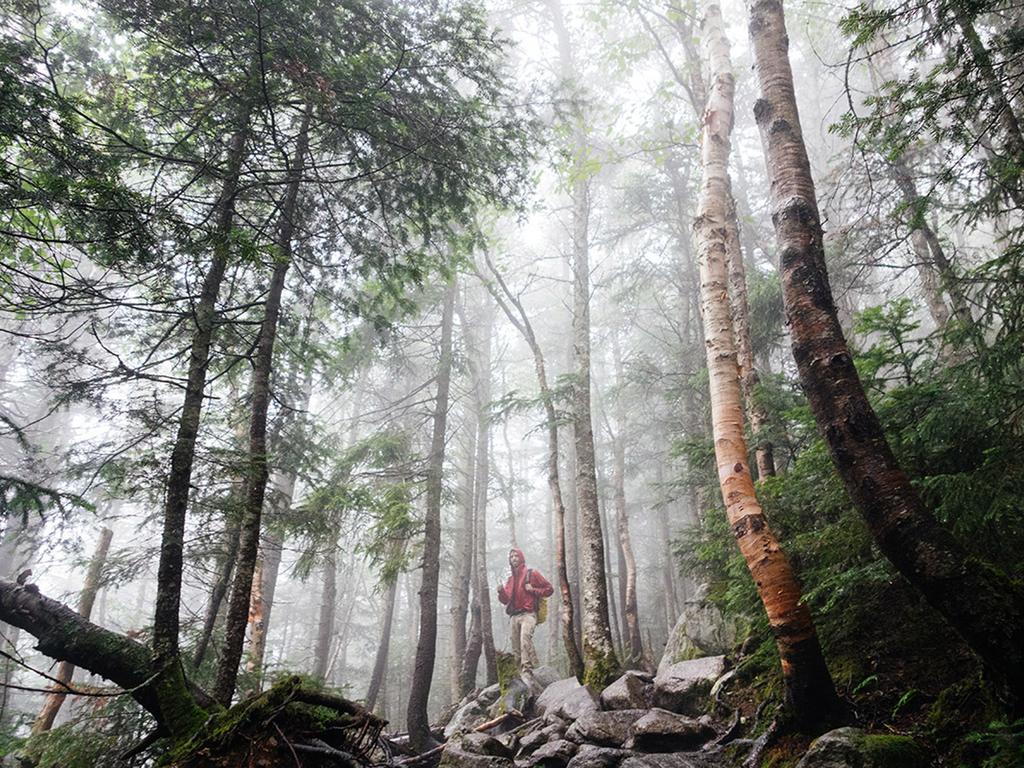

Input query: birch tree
[693,0,844,729]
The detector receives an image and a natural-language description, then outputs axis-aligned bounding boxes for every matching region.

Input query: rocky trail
[398,656,924,768]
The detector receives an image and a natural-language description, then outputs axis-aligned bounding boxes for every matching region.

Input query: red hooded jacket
[497,547,553,615]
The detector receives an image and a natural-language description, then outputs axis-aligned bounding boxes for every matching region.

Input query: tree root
[742,717,780,768]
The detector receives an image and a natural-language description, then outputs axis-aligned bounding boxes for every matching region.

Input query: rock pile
[439,658,739,768]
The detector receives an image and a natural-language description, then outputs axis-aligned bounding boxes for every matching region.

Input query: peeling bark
[697,0,843,731]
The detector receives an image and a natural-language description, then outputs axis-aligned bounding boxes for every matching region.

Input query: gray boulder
[565,710,646,747]
[490,677,533,717]
[526,739,579,768]
[622,708,715,751]
[441,744,515,768]
[463,733,515,759]
[519,723,569,755]
[446,700,490,739]
[599,672,651,711]
[658,585,741,674]
[536,677,600,721]
[478,684,503,707]
[796,728,929,768]
[652,656,727,715]
[566,746,634,768]
[532,665,562,690]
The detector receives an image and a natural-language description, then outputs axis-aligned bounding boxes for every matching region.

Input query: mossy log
[0,579,386,766]
[163,676,387,767]
[0,578,205,738]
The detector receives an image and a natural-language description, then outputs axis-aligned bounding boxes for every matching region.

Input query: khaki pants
[510,612,539,672]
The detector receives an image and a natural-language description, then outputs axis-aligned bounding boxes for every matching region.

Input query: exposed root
[742,717,780,768]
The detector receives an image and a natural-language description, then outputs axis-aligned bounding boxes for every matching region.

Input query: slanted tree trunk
[663,4,776,479]
[0,580,206,739]
[548,0,620,687]
[480,256,585,680]
[366,576,399,712]
[214,106,311,706]
[954,10,1024,207]
[697,0,844,731]
[154,110,251,664]
[609,335,643,665]
[747,0,1024,703]
[407,278,457,751]
[31,527,113,735]
[312,539,339,681]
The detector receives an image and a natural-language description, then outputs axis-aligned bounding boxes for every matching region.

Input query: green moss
[496,651,518,695]
[925,676,1000,751]
[159,676,301,766]
[151,662,211,742]
[860,734,928,767]
[582,644,620,689]
[670,634,705,663]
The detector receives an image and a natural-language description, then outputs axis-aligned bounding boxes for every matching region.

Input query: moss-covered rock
[795,727,928,768]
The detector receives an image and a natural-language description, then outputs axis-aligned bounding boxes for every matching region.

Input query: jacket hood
[509,547,526,570]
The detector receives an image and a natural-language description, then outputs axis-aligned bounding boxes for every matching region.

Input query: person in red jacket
[497,547,554,673]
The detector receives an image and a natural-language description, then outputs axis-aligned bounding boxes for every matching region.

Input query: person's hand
[524,583,536,594]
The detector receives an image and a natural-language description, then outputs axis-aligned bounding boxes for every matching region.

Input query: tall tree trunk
[245,533,281,689]
[698,0,844,731]
[480,257,585,679]
[747,0,1024,703]
[502,417,518,547]
[654,463,679,635]
[471,295,498,686]
[30,527,113,735]
[366,576,399,712]
[547,0,619,686]
[245,298,317,691]
[601,498,623,657]
[610,336,643,665]
[312,540,339,681]
[407,278,457,751]
[154,110,251,663]
[213,107,310,706]
[450,422,476,699]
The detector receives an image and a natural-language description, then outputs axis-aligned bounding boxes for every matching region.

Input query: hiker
[497,547,554,674]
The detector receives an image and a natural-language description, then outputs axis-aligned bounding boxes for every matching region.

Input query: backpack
[528,569,549,625]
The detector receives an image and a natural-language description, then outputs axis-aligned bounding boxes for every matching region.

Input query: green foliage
[20,696,151,768]
[966,719,1024,768]
[0,474,93,525]
[673,295,1024,749]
